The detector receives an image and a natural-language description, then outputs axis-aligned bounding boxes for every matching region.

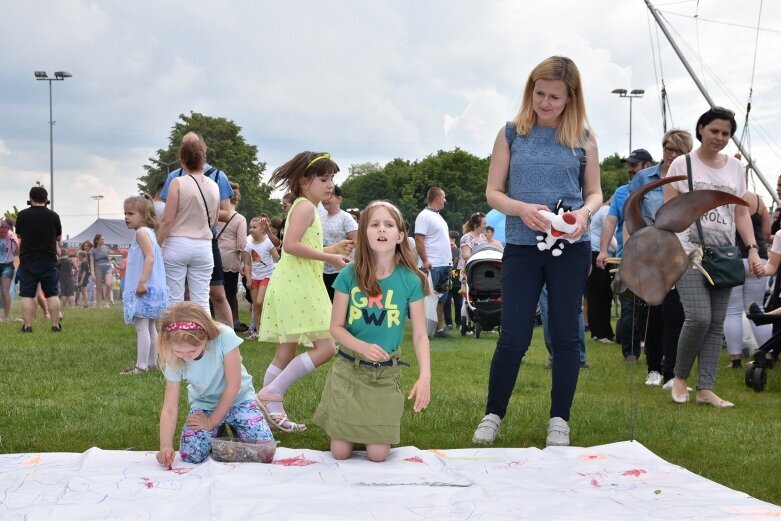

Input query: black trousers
[586,251,614,340]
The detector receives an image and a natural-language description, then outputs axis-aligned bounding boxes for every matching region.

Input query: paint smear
[590,479,601,488]
[622,469,647,477]
[168,467,191,475]
[140,477,154,489]
[23,455,42,466]
[580,454,608,461]
[427,449,448,458]
[272,455,317,467]
[404,456,424,463]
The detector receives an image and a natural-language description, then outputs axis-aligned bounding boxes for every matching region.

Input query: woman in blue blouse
[472,56,602,447]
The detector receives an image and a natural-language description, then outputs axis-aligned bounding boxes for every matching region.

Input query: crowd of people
[4,54,777,464]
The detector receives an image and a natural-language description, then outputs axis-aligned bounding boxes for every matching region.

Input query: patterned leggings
[179,399,274,464]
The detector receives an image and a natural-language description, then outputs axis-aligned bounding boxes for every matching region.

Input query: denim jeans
[485,242,590,421]
[539,285,586,364]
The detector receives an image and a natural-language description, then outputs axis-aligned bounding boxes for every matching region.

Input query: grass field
[0,304,778,505]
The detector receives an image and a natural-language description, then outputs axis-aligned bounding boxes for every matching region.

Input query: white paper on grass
[1,442,779,521]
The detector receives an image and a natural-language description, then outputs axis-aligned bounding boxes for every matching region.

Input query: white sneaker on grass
[472,414,502,445]
[546,417,570,446]
[645,371,663,386]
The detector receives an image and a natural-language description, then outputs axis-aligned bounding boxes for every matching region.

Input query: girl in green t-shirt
[313,201,431,462]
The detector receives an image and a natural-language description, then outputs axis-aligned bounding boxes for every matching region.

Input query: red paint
[140,477,154,489]
[271,454,317,467]
[403,456,424,463]
[622,469,647,477]
[590,479,601,488]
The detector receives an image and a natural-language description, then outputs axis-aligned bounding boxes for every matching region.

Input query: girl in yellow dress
[257,152,352,432]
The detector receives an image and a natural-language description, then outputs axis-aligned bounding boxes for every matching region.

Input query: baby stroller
[460,244,503,339]
[744,308,780,392]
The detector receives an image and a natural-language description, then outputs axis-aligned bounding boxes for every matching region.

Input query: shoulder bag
[685,154,745,289]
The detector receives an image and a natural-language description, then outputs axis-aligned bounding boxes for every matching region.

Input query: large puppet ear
[654,189,748,233]
[623,175,687,236]
[619,227,690,306]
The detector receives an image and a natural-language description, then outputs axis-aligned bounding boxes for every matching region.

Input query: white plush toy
[536,209,580,256]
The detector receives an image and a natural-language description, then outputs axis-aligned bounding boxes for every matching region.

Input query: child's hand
[185,411,213,431]
[332,239,354,255]
[408,377,431,412]
[156,448,175,466]
[328,254,351,270]
[354,343,390,363]
[135,281,148,296]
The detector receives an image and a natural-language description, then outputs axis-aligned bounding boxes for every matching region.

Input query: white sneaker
[472,414,502,445]
[546,417,570,447]
[662,379,693,392]
[645,371,663,386]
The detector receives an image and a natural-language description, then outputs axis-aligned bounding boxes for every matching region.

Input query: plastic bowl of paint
[210,437,277,463]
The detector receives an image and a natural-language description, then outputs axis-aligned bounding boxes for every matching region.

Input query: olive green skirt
[312,352,404,445]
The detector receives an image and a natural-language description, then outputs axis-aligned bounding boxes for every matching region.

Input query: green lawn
[0,304,778,505]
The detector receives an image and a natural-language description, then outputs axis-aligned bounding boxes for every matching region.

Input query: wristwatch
[584,206,593,223]
[747,244,759,250]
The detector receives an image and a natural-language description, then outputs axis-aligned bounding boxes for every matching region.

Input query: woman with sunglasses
[663,107,760,408]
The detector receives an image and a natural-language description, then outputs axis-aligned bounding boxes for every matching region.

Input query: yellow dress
[259,198,332,344]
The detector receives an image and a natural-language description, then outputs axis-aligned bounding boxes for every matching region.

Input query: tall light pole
[149,157,178,176]
[611,88,644,152]
[34,70,72,211]
[91,195,104,219]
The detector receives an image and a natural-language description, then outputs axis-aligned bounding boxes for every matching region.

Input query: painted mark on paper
[622,469,647,477]
[272,454,317,467]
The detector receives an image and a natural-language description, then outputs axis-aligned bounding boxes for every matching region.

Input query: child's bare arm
[407,299,431,412]
[284,201,348,267]
[185,349,242,431]
[761,251,781,277]
[157,380,181,466]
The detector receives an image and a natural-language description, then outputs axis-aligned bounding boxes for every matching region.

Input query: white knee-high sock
[147,319,159,369]
[263,364,283,388]
[265,352,316,415]
[135,318,151,369]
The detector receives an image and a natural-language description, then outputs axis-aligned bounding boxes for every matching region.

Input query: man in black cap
[596,149,655,363]
[15,186,63,333]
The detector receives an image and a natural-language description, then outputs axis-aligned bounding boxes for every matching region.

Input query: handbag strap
[685,154,707,247]
[216,212,238,239]
[187,174,212,229]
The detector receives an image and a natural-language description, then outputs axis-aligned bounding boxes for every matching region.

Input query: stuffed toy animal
[536,201,580,256]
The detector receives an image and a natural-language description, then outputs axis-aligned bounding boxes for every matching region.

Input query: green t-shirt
[333,265,425,353]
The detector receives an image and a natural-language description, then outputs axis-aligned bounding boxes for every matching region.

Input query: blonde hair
[662,129,693,154]
[157,302,221,371]
[124,194,157,230]
[511,56,589,149]
[353,201,430,297]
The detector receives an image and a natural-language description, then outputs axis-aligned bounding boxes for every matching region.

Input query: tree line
[139,112,629,231]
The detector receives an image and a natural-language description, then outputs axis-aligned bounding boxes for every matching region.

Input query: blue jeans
[539,285,586,364]
[485,242,590,421]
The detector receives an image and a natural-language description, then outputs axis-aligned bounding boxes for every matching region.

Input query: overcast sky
[3,0,780,235]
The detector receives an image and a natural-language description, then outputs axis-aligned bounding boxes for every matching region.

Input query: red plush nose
[562,213,576,225]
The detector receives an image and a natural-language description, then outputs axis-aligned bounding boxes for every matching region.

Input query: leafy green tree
[599,153,629,200]
[138,112,277,219]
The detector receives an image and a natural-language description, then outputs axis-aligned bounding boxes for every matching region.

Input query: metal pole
[644,0,780,205]
[48,80,54,210]
[97,198,100,218]
[629,96,634,152]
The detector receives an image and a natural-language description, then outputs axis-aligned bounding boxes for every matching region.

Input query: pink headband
[163,321,203,333]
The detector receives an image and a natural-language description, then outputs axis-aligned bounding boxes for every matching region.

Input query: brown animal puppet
[616,175,748,305]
